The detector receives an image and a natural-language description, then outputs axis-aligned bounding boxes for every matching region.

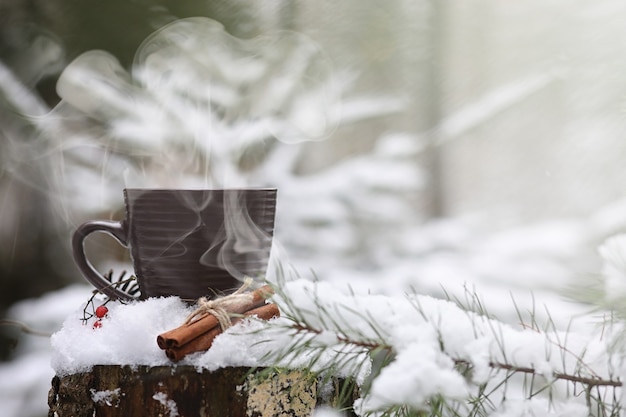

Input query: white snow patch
[90,388,121,407]
[152,391,179,417]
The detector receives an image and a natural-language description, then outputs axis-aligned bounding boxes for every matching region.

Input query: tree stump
[48,365,357,417]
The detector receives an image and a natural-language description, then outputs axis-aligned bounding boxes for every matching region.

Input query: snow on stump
[48,365,353,417]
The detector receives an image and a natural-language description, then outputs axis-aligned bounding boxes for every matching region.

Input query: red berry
[93,320,103,329]
[95,305,109,318]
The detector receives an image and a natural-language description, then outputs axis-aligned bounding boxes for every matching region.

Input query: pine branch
[289,321,622,389]
[270,277,623,415]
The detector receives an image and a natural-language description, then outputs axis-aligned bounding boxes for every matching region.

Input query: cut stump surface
[48,365,355,417]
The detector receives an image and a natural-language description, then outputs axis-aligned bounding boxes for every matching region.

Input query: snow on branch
[267,277,624,416]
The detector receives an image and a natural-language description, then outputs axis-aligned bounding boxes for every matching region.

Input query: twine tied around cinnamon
[184,278,254,331]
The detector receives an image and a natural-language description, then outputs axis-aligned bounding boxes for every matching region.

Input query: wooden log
[48,365,357,417]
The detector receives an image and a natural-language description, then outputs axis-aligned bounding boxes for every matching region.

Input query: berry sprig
[81,294,112,328]
[92,304,109,329]
[81,269,138,328]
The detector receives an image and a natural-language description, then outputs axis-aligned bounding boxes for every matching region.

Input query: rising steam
[31,17,342,288]
[43,16,340,215]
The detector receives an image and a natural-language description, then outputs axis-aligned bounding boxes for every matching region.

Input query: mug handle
[72,220,135,301]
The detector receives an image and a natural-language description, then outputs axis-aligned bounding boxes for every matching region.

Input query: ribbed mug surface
[124,189,277,300]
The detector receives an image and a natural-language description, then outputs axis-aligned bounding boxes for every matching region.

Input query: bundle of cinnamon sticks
[157,285,279,361]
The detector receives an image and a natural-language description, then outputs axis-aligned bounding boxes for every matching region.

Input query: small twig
[0,319,52,337]
[455,360,621,388]
[290,322,392,351]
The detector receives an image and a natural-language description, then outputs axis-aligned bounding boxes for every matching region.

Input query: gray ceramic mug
[72,188,277,301]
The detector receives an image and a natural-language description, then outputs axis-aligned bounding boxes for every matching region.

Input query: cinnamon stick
[157,285,273,349]
[165,303,280,362]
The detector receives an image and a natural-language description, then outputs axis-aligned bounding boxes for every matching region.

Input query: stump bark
[48,365,357,417]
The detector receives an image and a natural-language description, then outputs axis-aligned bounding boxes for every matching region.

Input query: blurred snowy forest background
[4,1,626,416]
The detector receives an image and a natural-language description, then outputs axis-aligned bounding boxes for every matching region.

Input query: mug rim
[123,187,277,191]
